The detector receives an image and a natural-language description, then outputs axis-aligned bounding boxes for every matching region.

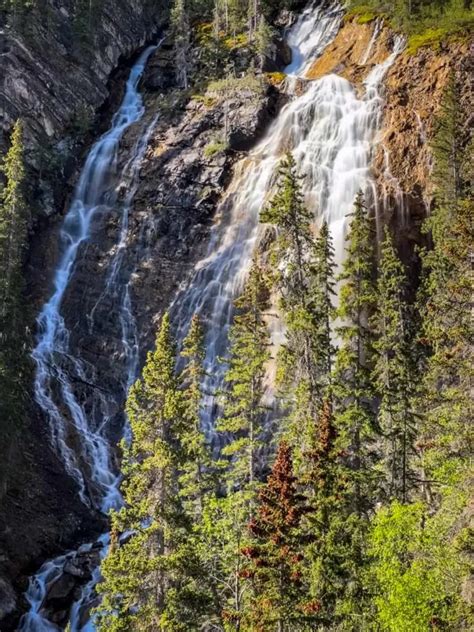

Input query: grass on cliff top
[345,0,474,53]
[207,73,267,97]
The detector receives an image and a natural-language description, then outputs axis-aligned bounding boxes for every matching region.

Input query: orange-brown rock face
[304,16,471,257]
[374,39,471,220]
[305,18,392,84]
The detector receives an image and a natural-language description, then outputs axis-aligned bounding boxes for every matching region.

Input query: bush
[204,140,228,158]
[207,73,266,97]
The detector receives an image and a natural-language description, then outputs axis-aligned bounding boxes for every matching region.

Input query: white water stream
[19,45,157,632]
[19,1,404,628]
[172,1,403,438]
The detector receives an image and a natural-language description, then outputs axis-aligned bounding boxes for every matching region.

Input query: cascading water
[31,44,157,513]
[172,1,403,440]
[19,45,158,632]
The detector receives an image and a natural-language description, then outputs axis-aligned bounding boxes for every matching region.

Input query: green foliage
[207,72,266,98]
[334,192,378,509]
[369,499,472,631]
[96,313,184,631]
[217,259,271,489]
[203,139,228,158]
[261,154,337,475]
[373,228,418,503]
[345,0,474,53]
[418,75,473,489]
[0,120,29,480]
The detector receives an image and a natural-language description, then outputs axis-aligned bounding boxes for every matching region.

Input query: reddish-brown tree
[241,441,306,631]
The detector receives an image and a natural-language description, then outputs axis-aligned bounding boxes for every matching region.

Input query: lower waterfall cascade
[18,2,407,629]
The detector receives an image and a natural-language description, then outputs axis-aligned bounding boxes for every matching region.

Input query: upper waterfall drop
[31,44,157,512]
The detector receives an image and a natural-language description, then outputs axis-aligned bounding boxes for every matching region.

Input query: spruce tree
[217,259,270,490]
[0,119,29,482]
[261,152,313,309]
[307,220,336,403]
[419,75,473,491]
[177,314,214,515]
[373,228,418,503]
[262,155,337,470]
[0,119,28,327]
[299,398,347,628]
[334,191,378,510]
[331,191,378,622]
[160,315,219,631]
[96,313,184,631]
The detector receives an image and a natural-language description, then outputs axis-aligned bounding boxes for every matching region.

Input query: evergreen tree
[331,191,378,622]
[160,315,219,631]
[307,220,337,403]
[0,119,29,486]
[177,314,214,514]
[373,228,418,503]
[334,191,378,510]
[242,441,306,631]
[217,259,271,490]
[0,119,28,327]
[262,156,336,470]
[261,152,313,309]
[171,0,191,89]
[299,398,347,628]
[96,313,184,631]
[418,75,473,492]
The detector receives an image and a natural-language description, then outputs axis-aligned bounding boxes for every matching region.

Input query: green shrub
[345,0,474,54]
[207,73,265,97]
[203,140,228,158]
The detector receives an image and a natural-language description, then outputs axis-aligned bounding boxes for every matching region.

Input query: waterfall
[172,3,403,440]
[19,46,158,632]
[31,45,157,512]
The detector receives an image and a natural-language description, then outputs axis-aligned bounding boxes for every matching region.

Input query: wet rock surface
[59,77,281,417]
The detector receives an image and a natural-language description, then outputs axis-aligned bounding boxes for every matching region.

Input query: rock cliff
[0,0,169,624]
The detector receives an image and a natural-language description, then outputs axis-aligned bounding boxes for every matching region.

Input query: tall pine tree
[217,259,271,490]
[373,228,418,503]
[331,191,378,622]
[0,119,29,490]
[97,313,184,631]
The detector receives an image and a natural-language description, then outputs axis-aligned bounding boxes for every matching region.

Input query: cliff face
[305,17,471,260]
[1,40,282,630]
[0,0,163,148]
[0,0,170,228]
[0,1,168,624]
